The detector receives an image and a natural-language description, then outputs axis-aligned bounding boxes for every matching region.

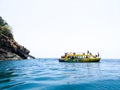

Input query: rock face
[0,16,35,60]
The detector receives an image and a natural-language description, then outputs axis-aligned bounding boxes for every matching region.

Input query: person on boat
[95,55,97,58]
[73,52,76,56]
[65,53,68,57]
[98,52,99,57]
[86,55,89,58]
[73,52,76,59]
[90,52,92,56]
[87,50,89,54]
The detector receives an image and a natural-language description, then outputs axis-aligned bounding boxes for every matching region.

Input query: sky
[0,0,120,58]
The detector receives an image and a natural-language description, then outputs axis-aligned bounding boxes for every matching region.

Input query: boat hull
[59,58,101,62]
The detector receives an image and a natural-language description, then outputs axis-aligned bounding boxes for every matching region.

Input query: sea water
[0,59,120,90]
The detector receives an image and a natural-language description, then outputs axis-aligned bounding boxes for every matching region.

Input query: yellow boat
[59,51,101,62]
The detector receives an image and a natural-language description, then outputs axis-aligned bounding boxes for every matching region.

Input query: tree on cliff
[0,16,8,26]
[0,16,13,40]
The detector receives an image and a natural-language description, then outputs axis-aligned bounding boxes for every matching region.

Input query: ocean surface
[0,59,120,90]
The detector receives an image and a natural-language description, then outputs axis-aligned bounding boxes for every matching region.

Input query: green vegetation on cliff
[0,16,13,40]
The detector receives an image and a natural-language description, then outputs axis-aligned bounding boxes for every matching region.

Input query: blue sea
[0,59,120,90]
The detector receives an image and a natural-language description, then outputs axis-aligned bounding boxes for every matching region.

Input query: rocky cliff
[0,16,35,60]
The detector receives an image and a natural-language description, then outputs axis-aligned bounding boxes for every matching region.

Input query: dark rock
[0,16,35,60]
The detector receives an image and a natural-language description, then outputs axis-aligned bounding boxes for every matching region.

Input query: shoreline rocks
[0,16,35,60]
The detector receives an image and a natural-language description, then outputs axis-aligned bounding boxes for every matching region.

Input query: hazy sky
[0,0,120,58]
